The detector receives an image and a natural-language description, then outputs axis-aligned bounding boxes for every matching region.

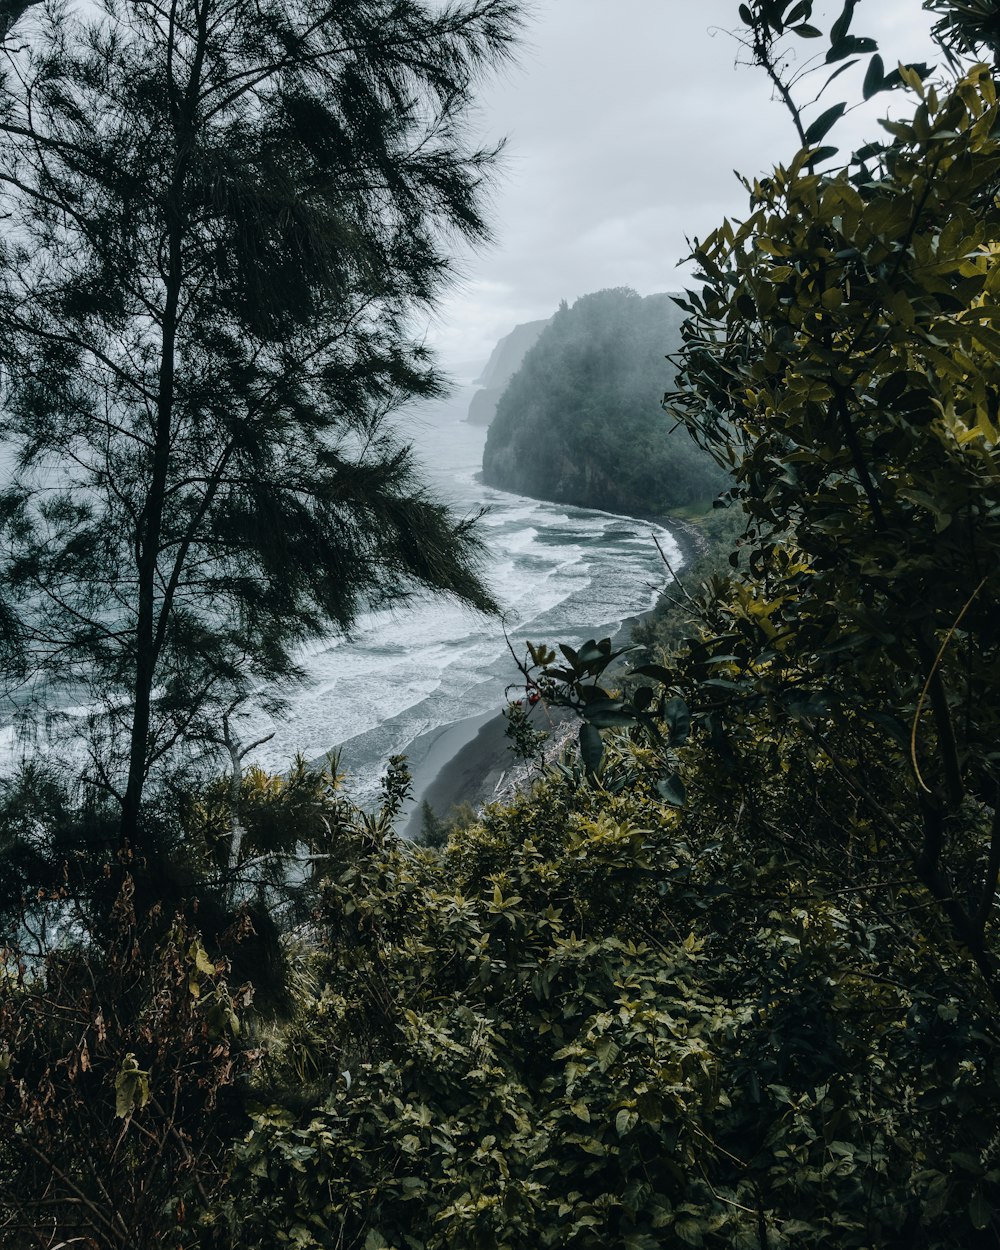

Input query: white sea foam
[0,386,686,803]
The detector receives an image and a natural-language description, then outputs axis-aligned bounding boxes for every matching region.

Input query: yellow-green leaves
[114,1053,151,1120]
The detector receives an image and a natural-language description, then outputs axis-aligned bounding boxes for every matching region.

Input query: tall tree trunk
[119,224,181,847]
[119,0,207,845]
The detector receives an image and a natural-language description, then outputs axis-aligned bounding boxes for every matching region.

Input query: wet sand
[398,708,521,837]
[392,514,701,837]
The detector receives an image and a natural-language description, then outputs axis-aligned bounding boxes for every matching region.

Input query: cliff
[465,317,549,426]
[481,288,725,514]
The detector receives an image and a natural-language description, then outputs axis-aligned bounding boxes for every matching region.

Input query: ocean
[0,381,683,806]
[250,380,684,808]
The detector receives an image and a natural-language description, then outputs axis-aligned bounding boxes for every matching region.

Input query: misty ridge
[465,318,550,426]
[478,287,726,515]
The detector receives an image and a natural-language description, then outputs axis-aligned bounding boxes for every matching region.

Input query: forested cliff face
[465,317,550,426]
[481,288,725,513]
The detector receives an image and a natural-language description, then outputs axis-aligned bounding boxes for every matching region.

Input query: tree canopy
[0,0,520,842]
[657,3,1000,1000]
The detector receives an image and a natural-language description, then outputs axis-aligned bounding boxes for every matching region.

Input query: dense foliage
[0,885,251,1248]
[7,1,1000,1247]
[2,731,982,1249]
[244,747,999,1249]
[663,22,1000,1000]
[482,288,726,514]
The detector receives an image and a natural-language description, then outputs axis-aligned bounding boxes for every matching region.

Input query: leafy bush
[0,881,252,1249]
[229,732,1000,1248]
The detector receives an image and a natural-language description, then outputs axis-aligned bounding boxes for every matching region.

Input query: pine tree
[0,0,520,844]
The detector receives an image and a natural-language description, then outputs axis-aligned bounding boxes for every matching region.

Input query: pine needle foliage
[0,0,520,842]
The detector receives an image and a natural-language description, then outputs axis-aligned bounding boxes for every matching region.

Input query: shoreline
[646,511,708,571]
[398,601,661,837]
[396,708,497,834]
[387,510,704,837]
[398,707,521,837]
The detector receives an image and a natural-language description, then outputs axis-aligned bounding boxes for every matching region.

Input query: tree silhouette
[0,0,520,844]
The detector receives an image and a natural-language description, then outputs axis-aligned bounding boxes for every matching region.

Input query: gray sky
[427,0,940,371]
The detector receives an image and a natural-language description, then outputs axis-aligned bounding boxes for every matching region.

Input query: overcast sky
[426,1,941,372]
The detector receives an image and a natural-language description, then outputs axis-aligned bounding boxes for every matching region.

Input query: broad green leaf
[633,685,655,712]
[675,1220,705,1248]
[114,1054,151,1119]
[830,0,855,42]
[577,639,608,665]
[805,102,847,144]
[634,663,672,683]
[657,774,687,807]
[595,1036,620,1072]
[191,940,215,976]
[586,702,637,728]
[826,34,877,63]
[863,52,885,100]
[615,1108,637,1135]
[970,1191,992,1231]
[665,696,691,745]
[579,722,603,774]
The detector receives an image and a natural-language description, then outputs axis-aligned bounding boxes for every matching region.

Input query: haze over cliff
[481,288,725,515]
[465,318,550,426]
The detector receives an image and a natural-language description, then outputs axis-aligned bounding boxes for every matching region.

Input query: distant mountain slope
[481,288,725,514]
[465,317,550,426]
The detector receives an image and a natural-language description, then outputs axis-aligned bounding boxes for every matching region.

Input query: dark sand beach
[398,708,526,837]
[393,515,700,837]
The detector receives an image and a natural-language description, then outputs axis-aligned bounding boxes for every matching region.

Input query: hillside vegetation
[482,288,725,514]
[5,2,1000,1248]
